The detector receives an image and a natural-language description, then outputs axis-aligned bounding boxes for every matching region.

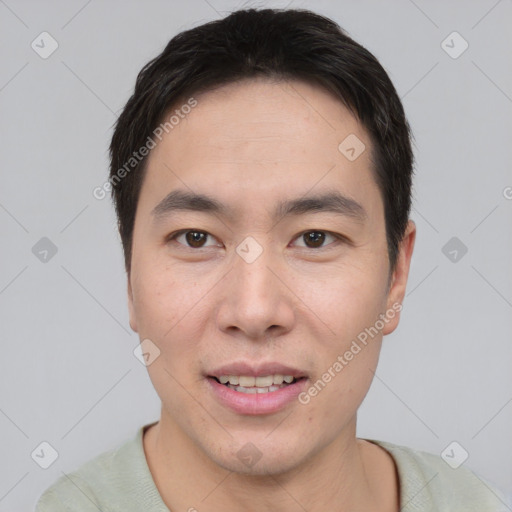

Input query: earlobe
[127,276,138,333]
[382,220,416,335]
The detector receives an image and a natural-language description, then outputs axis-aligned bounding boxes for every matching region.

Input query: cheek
[131,263,209,411]
[292,259,389,343]
[301,337,383,435]
[131,259,217,373]
[292,256,388,413]
[133,259,197,335]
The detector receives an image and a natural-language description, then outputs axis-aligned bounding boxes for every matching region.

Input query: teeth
[229,385,282,394]
[216,375,297,387]
[255,376,273,387]
[232,386,258,394]
[239,376,255,387]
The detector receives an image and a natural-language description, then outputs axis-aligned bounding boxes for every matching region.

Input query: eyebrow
[151,189,367,223]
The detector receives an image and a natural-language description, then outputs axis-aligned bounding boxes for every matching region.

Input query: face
[128,78,415,475]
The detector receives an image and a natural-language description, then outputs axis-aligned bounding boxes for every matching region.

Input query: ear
[382,220,416,335]
[127,273,138,333]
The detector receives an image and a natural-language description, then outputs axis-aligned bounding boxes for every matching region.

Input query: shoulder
[35,423,166,512]
[367,439,511,512]
[35,448,118,512]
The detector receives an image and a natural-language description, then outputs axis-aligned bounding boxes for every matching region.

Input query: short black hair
[109,8,414,275]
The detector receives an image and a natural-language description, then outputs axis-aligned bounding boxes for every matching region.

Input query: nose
[215,241,296,341]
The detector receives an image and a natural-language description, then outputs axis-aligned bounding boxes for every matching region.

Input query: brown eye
[293,230,340,249]
[185,231,207,247]
[170,230,219,248]
[303,231,326,248]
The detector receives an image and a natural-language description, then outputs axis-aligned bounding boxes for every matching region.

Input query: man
[36,8,509,512]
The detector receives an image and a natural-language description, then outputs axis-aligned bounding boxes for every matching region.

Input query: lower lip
[207,377,308,415]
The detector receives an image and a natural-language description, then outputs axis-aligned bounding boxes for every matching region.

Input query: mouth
[205,364,308,415]
[209,374,306,394]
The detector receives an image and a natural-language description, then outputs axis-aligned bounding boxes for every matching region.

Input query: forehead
[154,77,367,162]
[140,78,380,219]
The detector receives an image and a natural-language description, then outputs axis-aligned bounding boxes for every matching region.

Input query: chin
[200,433,314,477]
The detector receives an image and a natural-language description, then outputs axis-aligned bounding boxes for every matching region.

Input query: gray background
[1,0,511,510]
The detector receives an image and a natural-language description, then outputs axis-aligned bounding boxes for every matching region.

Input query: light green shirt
[35,423,510,511]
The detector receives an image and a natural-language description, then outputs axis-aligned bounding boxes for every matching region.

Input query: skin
[128,77,416,512]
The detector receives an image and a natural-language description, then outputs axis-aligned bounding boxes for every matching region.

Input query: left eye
[292,230,340,249]
[170,230,220,248]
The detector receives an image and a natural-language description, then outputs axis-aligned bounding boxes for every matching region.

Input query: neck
[143,412,398,512]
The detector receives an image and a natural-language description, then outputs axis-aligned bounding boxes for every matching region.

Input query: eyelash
[166,229,348,250]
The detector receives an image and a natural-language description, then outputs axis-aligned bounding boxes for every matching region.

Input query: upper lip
[207,362,307,378]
